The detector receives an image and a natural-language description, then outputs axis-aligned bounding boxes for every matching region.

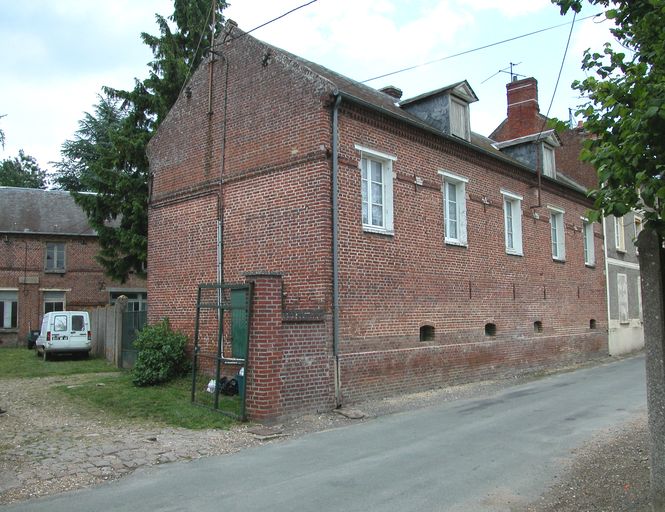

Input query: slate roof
[0,187,97,236]
[252,32,587,194]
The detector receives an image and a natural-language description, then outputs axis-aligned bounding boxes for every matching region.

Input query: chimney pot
[379,85,403,100]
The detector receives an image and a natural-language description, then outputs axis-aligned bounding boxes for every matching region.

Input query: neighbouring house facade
[147,22,607,419]
[0,187,147,347]
[491,77,644,356]
[603,212,644,354]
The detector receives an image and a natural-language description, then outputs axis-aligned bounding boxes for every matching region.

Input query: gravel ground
[0,354,651,510]
[523,413,651,512]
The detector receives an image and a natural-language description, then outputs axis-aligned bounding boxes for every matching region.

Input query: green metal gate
[191,283,252,421]
[121,310,147,368]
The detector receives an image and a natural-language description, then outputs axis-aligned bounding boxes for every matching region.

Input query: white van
[35,311,91,360]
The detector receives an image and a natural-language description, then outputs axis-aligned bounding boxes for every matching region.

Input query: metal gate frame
[191,282,252,421]
[121,310,147,368]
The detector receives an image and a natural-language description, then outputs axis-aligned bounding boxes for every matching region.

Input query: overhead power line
[360,12,602,84]
[229,0,319,42]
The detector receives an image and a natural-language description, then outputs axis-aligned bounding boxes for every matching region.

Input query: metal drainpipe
[331,93,342,408]
[603,216,612,351]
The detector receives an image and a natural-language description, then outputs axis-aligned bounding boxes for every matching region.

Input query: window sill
[0,328,18,333]
[585,263,596,268]
[552,257,566,263]
[505,250,523,257]
[445,240,467,248]
[362,226,394,237]
[615,248,626,254]
[44,270,66,275]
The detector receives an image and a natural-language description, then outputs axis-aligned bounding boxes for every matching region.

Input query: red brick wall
[556,127,598,191]
[147,26,337,418]
[492,77,542,141]
[147,27,607,419]
[0,234,145,346]
[335,102,607,400]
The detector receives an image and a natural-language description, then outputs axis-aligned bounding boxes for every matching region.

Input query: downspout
[603,216,612,352]
[331,93,342,408]
[218,51,230,288]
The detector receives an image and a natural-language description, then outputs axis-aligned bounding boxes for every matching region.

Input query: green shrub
[132,318,190,387]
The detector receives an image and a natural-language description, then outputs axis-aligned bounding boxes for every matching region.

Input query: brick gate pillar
[243,272,284,421]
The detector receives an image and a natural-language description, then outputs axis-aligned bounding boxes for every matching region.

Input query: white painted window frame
[542,143,556,178]
[355,145,395,235]
[549,206,566,261]
[501,190,523,256]
[0,289,18,329]
[582,217,595,267]
[43,290,66,314]
[615,216,626,252]
[45,242,66,272]
[634,215,643,254]
[450,97,471,141]
[439,171,468,247]
[617,273,629,324]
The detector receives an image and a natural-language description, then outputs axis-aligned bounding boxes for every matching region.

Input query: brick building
[0,187,147,347]
[491,77,644,356]
[147,22,607,419]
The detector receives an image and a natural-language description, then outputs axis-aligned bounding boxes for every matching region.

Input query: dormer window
[399,80,478,142]
[542,144,556,178]
[450,97,470,140]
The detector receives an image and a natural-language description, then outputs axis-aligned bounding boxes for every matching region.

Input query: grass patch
[0,348,118,379]
[58,373,239,430]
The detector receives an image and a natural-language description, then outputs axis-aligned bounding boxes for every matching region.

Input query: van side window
[72,315,84,331]
[54,315,67,331]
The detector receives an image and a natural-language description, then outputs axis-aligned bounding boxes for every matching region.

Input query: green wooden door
[231,288,249,359]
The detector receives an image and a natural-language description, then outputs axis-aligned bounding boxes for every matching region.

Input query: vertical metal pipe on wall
[331,93,342,407]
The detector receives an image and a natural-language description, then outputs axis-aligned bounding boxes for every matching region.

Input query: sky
[0,0,616,175]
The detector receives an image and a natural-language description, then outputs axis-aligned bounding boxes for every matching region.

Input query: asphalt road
[1,355,646,512]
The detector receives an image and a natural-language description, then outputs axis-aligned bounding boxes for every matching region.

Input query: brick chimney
[380,85,403,100]
[492,77,541,141]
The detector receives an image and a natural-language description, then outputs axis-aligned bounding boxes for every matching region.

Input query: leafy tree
[55,95,148,279]
[55,0,226,282]
[552,0,665,233]
[552,2,665,509]
[0,114,6,149]
[0,150,47,189]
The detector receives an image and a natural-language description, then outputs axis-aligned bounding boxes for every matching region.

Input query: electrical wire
[227,0,319,42]
[178,2,216,99]
[361,12,600,84]
[537,10,578,140]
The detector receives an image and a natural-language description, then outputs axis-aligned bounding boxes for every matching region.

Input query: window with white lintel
[502,190,523,256]
[356,145,395,235]
[440,171,468,246]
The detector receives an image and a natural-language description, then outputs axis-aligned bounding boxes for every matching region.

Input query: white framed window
[582,218,595,267]
[110,291,147,312]
[617,273,629,324]
[501,190,523,256]
[440,171,468,246]
[450,97,470,141]
[356,145,395,234]
[542,144,556,178]
[44,291,66,314]
[0,290,18,329]
[45,242,66,272]
[634,215,643,253]
[615,216,626,252]
[549,207,566,261]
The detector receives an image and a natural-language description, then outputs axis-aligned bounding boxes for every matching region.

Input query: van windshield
[72,315,85,331]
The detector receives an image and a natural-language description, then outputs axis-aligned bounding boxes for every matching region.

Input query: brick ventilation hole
[419,325,435,342]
